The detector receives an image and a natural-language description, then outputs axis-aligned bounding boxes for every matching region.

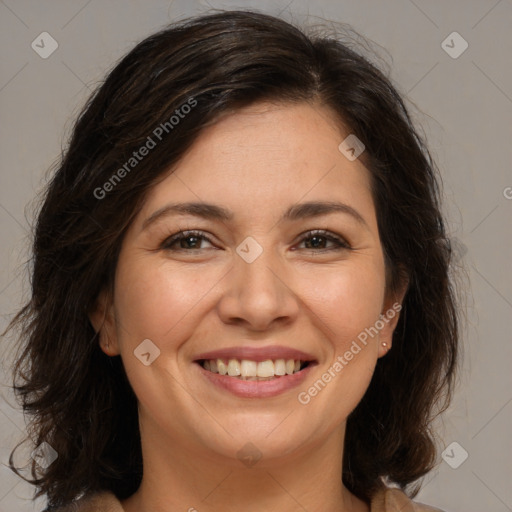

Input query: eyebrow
[142,200,369,231]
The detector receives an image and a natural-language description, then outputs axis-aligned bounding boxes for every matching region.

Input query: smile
[200,358,310,380]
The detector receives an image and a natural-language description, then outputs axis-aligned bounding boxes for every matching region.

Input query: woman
[8,10,459,512]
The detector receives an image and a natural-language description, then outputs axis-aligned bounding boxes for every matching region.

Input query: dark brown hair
[6,9,460,508]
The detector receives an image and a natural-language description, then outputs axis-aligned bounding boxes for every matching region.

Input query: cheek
[112,258,214,411]
[114,251,386,351]
[292,263,386,431]
[113,257,221,343]
[297,260,386,347]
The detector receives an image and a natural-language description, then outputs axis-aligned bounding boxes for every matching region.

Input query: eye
[160,229,351,253]
[161,230,215,251]
[294,229,351,252]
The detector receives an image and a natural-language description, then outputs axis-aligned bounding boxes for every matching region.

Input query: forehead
[136,101,375,228]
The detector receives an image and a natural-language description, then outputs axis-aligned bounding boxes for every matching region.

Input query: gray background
[0,1,511,511]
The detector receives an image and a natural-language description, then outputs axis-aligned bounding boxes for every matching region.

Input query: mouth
[196,358,313,381]
[192,346,317,398]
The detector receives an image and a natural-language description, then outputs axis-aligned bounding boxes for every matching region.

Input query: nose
[216,246,300,332]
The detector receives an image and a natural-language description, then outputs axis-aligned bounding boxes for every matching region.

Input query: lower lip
[194,362,315,398]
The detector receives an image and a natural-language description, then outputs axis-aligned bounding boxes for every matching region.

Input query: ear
[89,288,119,356]
[378,276,409,358]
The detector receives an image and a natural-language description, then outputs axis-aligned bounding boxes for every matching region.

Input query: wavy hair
[5,10,460,508]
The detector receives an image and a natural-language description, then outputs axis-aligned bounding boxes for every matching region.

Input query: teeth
[274,359,286,375]
[201,358,307,379]
[241,359,257,377]
[227,359,241,376]
[217,359,228,375]
[257,360,274,377]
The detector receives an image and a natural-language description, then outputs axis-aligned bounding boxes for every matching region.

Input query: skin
[90,101,407,512]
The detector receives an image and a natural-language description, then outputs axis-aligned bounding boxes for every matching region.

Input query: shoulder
[371,487,446,512]
[44,491,124,512]
[46,487,444,512]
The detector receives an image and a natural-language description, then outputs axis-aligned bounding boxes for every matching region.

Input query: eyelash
[161,229,351,253]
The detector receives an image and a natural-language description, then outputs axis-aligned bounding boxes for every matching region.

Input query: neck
[121,419,369,512]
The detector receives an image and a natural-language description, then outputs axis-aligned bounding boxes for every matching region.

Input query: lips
[193,345,318,398]
[193,345,317,363]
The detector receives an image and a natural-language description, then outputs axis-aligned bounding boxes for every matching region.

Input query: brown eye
[162,230,215,251]
[295,230,351,252]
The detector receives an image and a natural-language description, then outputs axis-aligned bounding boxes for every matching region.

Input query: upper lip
[194,345,317,363]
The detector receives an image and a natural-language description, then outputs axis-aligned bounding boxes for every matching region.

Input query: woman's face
[95,101,402,466]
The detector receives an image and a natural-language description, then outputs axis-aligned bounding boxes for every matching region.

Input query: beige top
[51,487,444,511]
